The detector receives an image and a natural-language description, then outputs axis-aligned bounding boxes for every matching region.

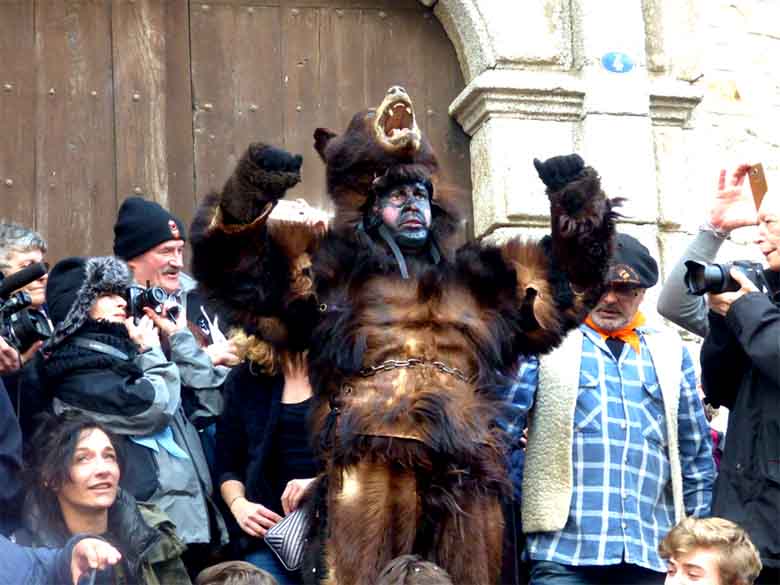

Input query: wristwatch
[698,221,730,239]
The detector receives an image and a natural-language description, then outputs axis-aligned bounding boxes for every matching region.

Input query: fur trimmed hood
[45,256,132,349]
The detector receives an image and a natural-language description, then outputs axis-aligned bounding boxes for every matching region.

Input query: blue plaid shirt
[512,324,714,571]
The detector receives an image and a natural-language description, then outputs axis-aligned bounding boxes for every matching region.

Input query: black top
[266,398,317,515]
[216,364,319,554]
[1,354,50,441]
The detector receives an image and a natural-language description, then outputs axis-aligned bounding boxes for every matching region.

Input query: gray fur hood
[45,255,132,349]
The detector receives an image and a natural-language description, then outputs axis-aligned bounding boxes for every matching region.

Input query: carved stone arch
[417,0,497,83]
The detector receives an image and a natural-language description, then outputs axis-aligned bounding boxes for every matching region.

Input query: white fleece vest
[521,327,686,534]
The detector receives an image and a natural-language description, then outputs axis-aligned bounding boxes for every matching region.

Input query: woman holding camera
[13,411,191,584]
[40,256,219,559]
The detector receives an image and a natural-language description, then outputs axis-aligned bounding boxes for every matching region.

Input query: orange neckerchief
[585,312,646,356]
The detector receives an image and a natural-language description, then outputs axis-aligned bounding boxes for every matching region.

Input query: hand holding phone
[749,163,768,210]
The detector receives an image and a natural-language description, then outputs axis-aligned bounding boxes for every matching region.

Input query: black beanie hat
[607,233,659,289]
[45,256,132,348]
[113,196,186,261]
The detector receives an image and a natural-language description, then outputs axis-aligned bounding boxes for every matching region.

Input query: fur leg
[433,493,504,584]
[324,461,420,585]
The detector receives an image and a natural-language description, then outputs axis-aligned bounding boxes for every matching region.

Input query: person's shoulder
[178,272,198,292]
[638,323,683,340]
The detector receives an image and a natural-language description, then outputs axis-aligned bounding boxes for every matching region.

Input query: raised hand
[141,299,187,339]
[249,143,303,174]
[220,143,304,225]
[204,338,240,367]
[708,165,759,233]
[125,315,161,351]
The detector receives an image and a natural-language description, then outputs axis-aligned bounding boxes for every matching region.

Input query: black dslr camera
[0,263,52,353]
[684,260,770,296]
[126,283,181,323]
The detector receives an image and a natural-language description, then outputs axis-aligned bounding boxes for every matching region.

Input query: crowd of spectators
[0,158,776,585]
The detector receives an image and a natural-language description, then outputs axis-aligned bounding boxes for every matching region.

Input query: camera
[126,283,181,323]
[0,294,52,353]
[0,262,52,353]
[684,260,770,296]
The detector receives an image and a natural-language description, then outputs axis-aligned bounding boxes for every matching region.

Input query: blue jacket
[0,533,83,585]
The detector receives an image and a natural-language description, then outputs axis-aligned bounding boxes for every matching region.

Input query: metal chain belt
[359,358,473,383]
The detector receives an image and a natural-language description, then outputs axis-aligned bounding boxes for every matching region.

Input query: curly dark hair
[25,411,123,529]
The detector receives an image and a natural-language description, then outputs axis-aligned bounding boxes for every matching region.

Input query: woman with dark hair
[13,411,191,584]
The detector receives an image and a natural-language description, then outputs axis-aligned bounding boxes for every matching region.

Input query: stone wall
[426,0,778,331]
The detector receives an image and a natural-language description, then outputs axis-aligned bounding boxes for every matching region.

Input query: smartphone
[748,163,768,210]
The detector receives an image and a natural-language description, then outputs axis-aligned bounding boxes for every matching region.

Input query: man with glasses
[514,233,714,585]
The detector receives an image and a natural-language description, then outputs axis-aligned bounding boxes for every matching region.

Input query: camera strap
[70,337,131,362]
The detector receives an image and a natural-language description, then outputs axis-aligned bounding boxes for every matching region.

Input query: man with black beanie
[113,196,238,426]
[113,196,232,570]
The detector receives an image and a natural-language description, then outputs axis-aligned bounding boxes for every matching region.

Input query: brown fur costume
[190,87,618,585]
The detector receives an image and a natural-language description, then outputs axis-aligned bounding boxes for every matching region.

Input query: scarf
[585,311,645,356]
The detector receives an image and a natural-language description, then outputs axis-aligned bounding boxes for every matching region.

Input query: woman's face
[56,428,120,514]
[88,294,128,323]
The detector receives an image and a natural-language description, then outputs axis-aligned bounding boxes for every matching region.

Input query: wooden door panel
[0,0,36,227]
[112,0,168,209]
[34,0,116,258]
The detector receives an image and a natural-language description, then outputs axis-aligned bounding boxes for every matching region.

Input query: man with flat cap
[513,233,714,585]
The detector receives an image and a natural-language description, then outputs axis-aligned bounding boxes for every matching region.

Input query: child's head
[659,517,762,585]
[195,561,279,585]
[375,555,453,585]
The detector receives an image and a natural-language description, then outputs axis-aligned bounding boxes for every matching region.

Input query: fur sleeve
[190,191,294,338]
[458,169,617,358]
[506,167,618,354]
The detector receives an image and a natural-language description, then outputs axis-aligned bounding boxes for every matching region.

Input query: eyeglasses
[604,284,641,300]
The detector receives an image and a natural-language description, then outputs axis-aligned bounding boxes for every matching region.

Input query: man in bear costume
[190,86,618,584]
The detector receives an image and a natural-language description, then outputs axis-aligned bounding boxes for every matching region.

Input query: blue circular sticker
[601,52,635,74]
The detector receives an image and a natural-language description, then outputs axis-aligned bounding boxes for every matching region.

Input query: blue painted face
[375,181,432,249]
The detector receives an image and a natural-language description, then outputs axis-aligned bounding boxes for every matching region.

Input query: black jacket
[13,489,190,585]
[701,284,780,568]
[1,355,50,440]
[0,377,22,535]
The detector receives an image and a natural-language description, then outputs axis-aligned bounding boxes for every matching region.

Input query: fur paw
[549,168,608,239]
[249,143,303,173]
[533,154,585,192]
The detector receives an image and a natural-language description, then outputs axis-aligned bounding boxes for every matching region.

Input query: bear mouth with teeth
[372,87,421,152]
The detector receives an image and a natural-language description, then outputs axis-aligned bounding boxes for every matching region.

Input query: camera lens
[6,308,51,353]
[144,287,168,308]
[684,261,730,295]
